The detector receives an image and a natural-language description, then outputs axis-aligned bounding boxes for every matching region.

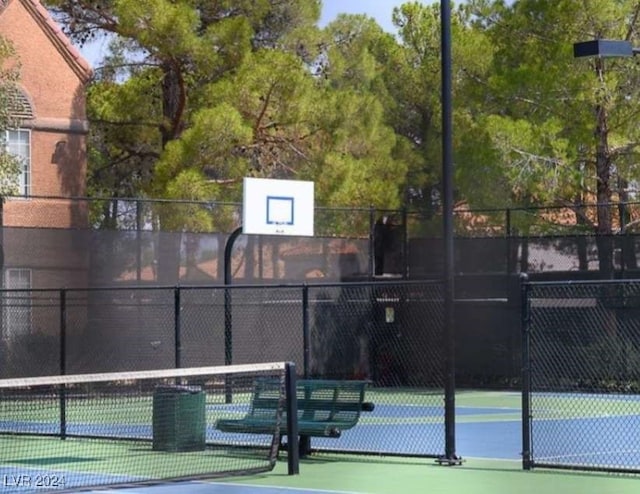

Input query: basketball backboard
[242,177,314,236]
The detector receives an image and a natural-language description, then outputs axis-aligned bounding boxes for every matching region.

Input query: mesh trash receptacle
[152,385,206,452]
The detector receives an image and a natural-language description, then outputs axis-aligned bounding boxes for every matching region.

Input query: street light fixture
[572,38,639,279]
[573,39,639,58]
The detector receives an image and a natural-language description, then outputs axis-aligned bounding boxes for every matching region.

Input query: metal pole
[299,285,312,456]
[59,289,67,440]
[302,284,310,379]
[174,287,181,368]
[136,200,142,282]
[439,0,460,465]
[506,208,514,275]
[0,199,3,341]
[224,226,242,403]
[284,362,300,475]
[369,205,376,278]
[402,207,408,279]
[224,226,243,364]
[520,273,532,470]
[60,289,67,376]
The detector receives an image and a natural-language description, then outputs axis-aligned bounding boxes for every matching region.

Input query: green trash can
[152,385,206,452]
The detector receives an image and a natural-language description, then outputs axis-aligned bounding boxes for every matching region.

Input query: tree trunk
[617,178,637,273]
[160,62,186,148]
[574,198,589,271]
[594,57,614,279]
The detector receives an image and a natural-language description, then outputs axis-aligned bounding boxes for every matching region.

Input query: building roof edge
[19,0,93,83]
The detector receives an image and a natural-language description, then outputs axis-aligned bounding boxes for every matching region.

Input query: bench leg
[299,435,311,457]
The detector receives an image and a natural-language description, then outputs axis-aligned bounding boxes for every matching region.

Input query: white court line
[86,481,363,494]
[536,448,640,461]
[213,483,365,494]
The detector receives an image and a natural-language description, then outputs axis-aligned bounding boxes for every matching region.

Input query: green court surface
[4,389,640,492]
[224,455,640,494]
[1,435,270,480]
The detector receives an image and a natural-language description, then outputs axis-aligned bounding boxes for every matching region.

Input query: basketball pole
[224,225,243,403]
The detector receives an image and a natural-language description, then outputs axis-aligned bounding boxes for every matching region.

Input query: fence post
[174,286,181,368]
[520,273,532,470]
[402,207,408,279]
[368,205,375,278]
[59,289,67,376]
[284,362,299,475]
[0,198,3,341]
[59,289,67,440]
[506,208,514,275]
[302,284,310,379]
[136,200,142,282]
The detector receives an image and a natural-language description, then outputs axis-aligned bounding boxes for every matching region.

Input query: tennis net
[0,362,296,492]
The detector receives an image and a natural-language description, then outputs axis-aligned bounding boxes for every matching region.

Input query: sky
[319,0,409,32]
[77,0,420,67]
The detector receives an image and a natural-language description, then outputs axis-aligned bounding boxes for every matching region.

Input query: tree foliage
[40,0,640,244]
[463,1,640,221]
[0,36,19,129]
[0,35,22,197]
[46,0,409,217]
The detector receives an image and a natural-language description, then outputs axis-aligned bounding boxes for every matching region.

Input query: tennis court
[5,458,640,494]
[3,384,640,493]
[85,457,640,494]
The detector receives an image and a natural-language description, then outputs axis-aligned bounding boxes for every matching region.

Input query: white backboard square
[243,178,314,236]
[267,196,294,225]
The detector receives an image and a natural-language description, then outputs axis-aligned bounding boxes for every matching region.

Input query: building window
[3,129,31,196]
[3,269,32,339]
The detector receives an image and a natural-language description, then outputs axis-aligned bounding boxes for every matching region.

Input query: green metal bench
[215,378,374,438]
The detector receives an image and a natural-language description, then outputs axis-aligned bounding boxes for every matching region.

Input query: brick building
[1,0,91,224]
[0,0,91,343]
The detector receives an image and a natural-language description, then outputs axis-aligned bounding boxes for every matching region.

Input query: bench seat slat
[252,398,365,413]
[216,418,344,438]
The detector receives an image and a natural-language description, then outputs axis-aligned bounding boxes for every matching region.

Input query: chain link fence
[13,196,640,467]
[9,197,640,294]
[523,279,640,473]
[0,280,446,459]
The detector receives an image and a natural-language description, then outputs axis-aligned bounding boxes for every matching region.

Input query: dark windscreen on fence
[1,227,372,289]
[0,281,447,459]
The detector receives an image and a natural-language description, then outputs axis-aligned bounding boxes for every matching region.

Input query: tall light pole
[440,0,460,465]
[573,39,639,279]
